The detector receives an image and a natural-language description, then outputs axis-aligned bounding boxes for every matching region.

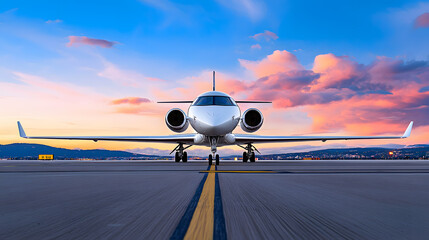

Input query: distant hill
[0,143,160,159]
[1,143,429,160]
[259,146,429,160]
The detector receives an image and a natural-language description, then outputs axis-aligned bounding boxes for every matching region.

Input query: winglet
[17,121,27,138]
[402,121,413,138]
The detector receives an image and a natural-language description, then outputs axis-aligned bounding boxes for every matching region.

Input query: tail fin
[212,71,215,91]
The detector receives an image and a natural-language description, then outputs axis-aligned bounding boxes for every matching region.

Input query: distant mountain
[405,144,429,148]
[0,143,160,159]
[258,146,429,160]
[1,143,429,160]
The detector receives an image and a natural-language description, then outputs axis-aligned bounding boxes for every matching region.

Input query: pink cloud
[234,50,429,134]
[239,50,304,78]
[312,54,358,87]
[130,51,428,136]
[13,72,89,98]
[251,44,261,50]
[110,97,164,116]
[146,77,166,82]
[111,97,151,105]
[111,101,165,116]
[98,62,145,87]
[67,36,117,48]
[250,30,278,41]
[414,12,429,28]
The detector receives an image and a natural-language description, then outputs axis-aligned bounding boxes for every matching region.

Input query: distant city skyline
[0,1,428,155]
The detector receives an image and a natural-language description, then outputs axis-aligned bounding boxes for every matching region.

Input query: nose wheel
[208,154,220,165]
[208,137,220,165]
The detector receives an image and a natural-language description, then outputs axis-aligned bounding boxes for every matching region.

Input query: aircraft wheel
[209,155,213,165]
[250,152,256,162]
[182,151,188,162]
[175,152,180,162]
[216,154,220,165]
[242,152,248,162]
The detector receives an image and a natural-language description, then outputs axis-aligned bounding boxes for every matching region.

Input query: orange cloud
[67,36,117,48]
[414,12,429,28]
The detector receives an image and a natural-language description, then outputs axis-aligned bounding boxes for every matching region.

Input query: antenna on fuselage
[212,71,215,91]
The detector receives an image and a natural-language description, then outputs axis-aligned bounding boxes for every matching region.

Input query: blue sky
[0,0,428,155]
[2,0,427,76]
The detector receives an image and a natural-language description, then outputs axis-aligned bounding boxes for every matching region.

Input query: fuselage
[187,91,241,145]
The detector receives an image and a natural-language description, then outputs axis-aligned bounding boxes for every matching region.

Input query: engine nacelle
[240,108,263,133]
[165,108,189,133]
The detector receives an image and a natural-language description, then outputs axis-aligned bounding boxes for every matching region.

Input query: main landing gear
[240,143,259,163]
[172,143,191,163]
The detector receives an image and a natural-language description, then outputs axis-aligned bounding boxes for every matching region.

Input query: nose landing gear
[208,137,220,165]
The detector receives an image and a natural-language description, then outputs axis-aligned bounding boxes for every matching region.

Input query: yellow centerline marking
[200,170,275,173]
[184,165,216,240]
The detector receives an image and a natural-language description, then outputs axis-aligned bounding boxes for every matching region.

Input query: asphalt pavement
[0,160,428,240]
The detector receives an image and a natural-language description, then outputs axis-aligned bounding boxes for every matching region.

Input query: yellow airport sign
[38,154,54,160]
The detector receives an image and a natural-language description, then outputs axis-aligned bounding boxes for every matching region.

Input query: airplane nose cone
[194,107,238,136]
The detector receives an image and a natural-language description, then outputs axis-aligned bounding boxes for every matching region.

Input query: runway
[1,160,429,240]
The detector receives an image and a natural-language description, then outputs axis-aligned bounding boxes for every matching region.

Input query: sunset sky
[0,1,428,156]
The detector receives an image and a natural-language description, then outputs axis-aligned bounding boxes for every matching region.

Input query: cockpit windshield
[193,96,235,106]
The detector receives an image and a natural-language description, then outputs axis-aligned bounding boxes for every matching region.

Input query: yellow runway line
[184,165,216,240]
[200,170,276,173]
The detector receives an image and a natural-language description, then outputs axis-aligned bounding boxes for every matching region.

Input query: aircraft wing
[235,121,413,144]
[17,122,195,144]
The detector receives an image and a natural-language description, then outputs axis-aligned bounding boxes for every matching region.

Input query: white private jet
[18,71,413,165]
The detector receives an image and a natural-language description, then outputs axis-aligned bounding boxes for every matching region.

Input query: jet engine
[165,108,189,133]
[240,108,263,133]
